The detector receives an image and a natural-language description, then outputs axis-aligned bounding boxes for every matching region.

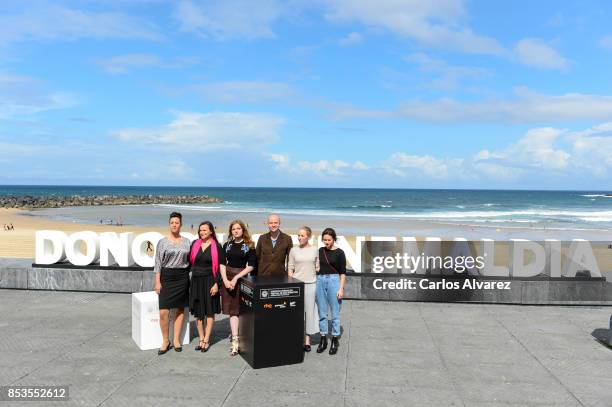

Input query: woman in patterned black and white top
[154,212,191,355]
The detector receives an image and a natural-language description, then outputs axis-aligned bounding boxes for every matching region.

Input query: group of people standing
[154,212,347,357]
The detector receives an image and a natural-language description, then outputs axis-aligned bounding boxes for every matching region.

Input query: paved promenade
[0,289,611,406]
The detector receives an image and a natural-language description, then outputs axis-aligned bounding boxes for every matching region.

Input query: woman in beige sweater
[288,226,319,352]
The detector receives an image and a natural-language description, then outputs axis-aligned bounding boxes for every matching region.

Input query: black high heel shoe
[316,336,327,353]
[158,342,172,355]
[195,339,205,351]
[174,342,182,352]
[303,344,312,352]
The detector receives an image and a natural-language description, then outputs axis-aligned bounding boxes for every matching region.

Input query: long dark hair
[197,221,218,242]
[322,227,337,242]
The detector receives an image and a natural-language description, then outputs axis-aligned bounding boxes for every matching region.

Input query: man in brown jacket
[256,214,293,277]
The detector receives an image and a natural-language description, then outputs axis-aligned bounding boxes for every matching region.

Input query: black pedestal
[239,275,305,369]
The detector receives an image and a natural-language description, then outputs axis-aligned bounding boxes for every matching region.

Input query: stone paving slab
[0,289,610,407]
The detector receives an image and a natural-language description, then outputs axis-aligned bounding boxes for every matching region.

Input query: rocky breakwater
[0,194,223,209]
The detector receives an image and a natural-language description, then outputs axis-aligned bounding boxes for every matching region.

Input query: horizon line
[0,184,611,193]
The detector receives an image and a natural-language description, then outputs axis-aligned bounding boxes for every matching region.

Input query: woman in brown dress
[221,220,256,356]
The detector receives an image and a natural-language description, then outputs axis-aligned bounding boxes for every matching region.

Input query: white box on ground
[132,291,195,350]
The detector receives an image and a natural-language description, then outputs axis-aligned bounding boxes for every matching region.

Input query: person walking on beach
[189,221,225,353]
[288,226,319,352]
[154,212,191,355]
[255,214,293,277]
[221,220,256,356]
[316,227,346,355]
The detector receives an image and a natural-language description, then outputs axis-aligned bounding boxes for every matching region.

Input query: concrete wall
[2,258,612,305]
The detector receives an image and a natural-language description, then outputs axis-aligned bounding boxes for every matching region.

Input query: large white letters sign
[34,230,602,277]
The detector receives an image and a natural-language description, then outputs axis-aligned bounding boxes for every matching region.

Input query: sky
[1,0,612,190]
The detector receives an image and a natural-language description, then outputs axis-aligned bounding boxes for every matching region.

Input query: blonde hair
[227,219,254,248]
[299,226,312,238]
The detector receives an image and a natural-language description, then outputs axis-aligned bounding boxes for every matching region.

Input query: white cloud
[0,73,76,118]
[435,125,608,179]
[338,31,363,46]
[269,154,368,176]
[0,137,203,183]
[96,53,161,74]
[396,125,604,179]
[273,150,468,180]
[330,87,612,124]
[353,160,369,170]
[112,111,284,150]
[170,0,567,73]
[270,124,612,183]
[324,3,567,70]
[0,141,67,157]
[192,81,295,103]
[471,161,517,180]
[123,157,195,180]
[173,0,285,40]
[474,127,570,172]
[0,73,31,83]
[382,152,463,178]
[514,38,568,70]
[269,153,290,169]
[167,159,194,177]
[570,122,612,138]
[600,35,612,50]
[96,54,200,74]
[298,159,348,176]
[169,0,519,60]
[0,5,161,46]
[405,53,448,72]
[322,0,505,55]
[472,125,612,178]
[404,53,489,90]
[566,123,612,176]
[507,128,570,169]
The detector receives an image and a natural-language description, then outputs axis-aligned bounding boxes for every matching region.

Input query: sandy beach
[2,207,611,275]
[0,208,168,258]
[0,208,361,259]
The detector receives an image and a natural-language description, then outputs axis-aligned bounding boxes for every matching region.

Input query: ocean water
[2,186,612,235]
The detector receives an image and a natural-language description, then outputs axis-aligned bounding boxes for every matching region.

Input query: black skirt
[190,272,221,318]
[158,267,190,309]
